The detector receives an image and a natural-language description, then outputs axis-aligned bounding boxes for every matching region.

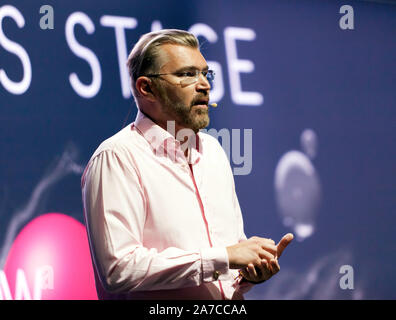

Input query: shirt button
[213,270,220,281]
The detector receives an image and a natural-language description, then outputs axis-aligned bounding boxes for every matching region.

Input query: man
[81,29,293,300]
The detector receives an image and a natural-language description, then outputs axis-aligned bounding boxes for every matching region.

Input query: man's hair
[126,29,199,99]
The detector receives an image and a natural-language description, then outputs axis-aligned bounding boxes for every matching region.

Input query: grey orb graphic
[274,129,321,241]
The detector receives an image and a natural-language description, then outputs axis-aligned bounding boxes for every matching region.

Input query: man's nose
[196,72,211,91]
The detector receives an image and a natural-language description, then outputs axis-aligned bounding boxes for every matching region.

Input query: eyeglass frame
[143,69,215,87]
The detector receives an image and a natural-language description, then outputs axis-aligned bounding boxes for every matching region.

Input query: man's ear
[136,77,155,100]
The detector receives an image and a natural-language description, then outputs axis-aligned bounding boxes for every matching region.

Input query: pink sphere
[4,213,98,300]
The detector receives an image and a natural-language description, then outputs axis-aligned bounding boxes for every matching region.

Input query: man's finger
[261,243,277,256]
[261,259,272,279]
[276,233,294,258]
[258,248,275,262]
[270,259,280,274]
[247,263,258,278]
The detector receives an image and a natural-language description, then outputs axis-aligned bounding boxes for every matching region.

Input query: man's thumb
[276,233,294,257]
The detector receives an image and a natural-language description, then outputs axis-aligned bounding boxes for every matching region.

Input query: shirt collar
[132,109,203,164]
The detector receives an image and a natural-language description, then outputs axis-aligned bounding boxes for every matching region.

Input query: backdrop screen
[0,0,395,299]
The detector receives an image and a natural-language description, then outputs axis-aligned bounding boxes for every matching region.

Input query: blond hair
[126,29,199,99]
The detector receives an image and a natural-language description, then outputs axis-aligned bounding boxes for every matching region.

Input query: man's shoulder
[90,124,140,161]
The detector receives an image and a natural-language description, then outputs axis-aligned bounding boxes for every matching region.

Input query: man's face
[152,44,211,132]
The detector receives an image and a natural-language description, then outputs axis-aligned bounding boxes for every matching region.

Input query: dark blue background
[1,0,395,299]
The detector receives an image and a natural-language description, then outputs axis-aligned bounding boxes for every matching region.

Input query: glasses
[144,69,215,87]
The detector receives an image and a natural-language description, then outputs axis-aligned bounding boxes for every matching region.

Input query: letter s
[65,12,101,98]
[0,5,32,95]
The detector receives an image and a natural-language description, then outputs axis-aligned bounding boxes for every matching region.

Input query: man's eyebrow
[174,65,209,73]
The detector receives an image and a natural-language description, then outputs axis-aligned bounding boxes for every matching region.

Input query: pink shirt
[81,110,254,299]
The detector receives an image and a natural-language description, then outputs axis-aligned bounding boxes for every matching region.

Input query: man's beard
[159,90,210,132]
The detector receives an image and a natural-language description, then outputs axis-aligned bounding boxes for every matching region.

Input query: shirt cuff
[232,275,256,294]
[200,247,229,283]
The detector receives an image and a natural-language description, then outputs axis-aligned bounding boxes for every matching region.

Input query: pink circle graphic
[4,213,98,300]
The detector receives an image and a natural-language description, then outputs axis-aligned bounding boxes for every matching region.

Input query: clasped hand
[227,233,294,284]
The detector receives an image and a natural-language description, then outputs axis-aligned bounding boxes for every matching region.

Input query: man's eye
[178,71,196,77]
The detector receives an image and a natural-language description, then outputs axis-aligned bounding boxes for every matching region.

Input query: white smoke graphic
[0,143,84,268]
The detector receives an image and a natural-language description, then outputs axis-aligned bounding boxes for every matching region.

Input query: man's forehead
[157,44,207,71]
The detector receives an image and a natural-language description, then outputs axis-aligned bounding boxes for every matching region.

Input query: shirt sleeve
[82,149,229,294]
